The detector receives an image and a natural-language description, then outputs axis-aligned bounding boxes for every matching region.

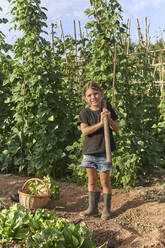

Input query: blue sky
[0,0,165,44]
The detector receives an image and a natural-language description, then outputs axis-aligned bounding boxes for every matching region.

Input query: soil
[0,171,165,248]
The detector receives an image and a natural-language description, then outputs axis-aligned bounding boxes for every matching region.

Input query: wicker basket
[18,178,50,210]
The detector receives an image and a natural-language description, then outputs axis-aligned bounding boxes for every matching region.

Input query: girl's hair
[83,81,103,97]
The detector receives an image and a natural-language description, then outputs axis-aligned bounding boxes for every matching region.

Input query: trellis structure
[52,16,165,95]
[122,17,164,94]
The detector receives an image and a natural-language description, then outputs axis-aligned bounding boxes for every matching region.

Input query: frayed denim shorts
[80,153,114,172]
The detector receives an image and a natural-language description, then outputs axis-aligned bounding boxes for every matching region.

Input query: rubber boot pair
[80,191,112,220]
[80,191,100,217]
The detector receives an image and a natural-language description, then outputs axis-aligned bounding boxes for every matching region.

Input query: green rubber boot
[80,191,100,217]
[101,193,112,220]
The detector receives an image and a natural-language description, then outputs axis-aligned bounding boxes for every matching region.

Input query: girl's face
[84,88,103,110]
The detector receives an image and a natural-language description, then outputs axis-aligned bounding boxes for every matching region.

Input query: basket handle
[22,178,50,196]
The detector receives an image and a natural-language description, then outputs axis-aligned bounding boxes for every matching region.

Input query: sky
[0,0,165,45]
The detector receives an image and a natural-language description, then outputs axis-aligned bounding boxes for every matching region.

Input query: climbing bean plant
[0,10,14,173]
[0,0,77,177]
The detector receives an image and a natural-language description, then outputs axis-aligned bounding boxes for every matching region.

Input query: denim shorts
[80,154,114,172]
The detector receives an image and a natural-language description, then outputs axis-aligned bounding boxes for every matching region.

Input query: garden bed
[0,172,165,248]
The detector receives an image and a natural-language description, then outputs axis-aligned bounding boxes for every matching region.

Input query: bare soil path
[0,171,165,248]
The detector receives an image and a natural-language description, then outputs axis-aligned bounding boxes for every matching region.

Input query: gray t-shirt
[77,103,118,155]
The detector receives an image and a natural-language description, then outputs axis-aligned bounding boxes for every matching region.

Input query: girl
[77,82,120,220]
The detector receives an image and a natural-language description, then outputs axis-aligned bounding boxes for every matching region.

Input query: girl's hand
[101,109,111,124]
[101,110,120,134]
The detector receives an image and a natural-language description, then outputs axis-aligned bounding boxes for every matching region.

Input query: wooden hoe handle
[102,97,112,165]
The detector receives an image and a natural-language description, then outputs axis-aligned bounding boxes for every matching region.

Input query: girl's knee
[88,180,97,188]
[100,179,110,188]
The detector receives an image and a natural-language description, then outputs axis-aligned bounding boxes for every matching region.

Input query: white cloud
[41,0,89,19]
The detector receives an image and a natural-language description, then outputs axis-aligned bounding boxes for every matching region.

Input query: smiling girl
[77,81,120,220]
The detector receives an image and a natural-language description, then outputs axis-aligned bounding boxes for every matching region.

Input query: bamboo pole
[127,48,165,56]
[126,19,131,55]
[160,69,164,94]
[79,20,84,49]
[143,17,148,76]
[145,17,149,51]
[137,18,144,48]
[152,52,156,80]
[147,18,150,48]
[85,27,88,37]
[151,62,165,66]
[91,0,100,24]
[60,20,68,63]
[112,44,117,107]
[74,20,78,61]
[78,20,85,68]
[160,56,164,93]
[74,20,80,83]
[21,75,26,167]
[51,23,55,53]
[137,18,141,45]
[159,27,165,49]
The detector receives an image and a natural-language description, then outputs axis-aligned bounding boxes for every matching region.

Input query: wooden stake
[91,0,100,24]
[79,20,84,50]
[147,18,150,48]
[159,27,165,49]
[112,44,117,107]
[137,19,144,48]
[127,19,131,55]
[21,75,26,167]
[51,23,55,53]
[60,20,68,63]
[74,20,77,61]
[145,17,148,51]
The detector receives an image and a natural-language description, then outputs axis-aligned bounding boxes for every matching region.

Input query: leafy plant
[0,204,107,247]
[27,176,60,200]
[0,0,77,177]
[0,204,32,242]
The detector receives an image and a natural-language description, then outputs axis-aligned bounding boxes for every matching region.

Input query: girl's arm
[80,110,120,136]
[80,122,103,136]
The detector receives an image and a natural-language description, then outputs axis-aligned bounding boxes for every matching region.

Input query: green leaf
[48,115,54,121]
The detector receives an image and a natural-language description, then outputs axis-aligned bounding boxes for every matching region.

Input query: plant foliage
[0,204,107,247]
[0,0,164,187]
